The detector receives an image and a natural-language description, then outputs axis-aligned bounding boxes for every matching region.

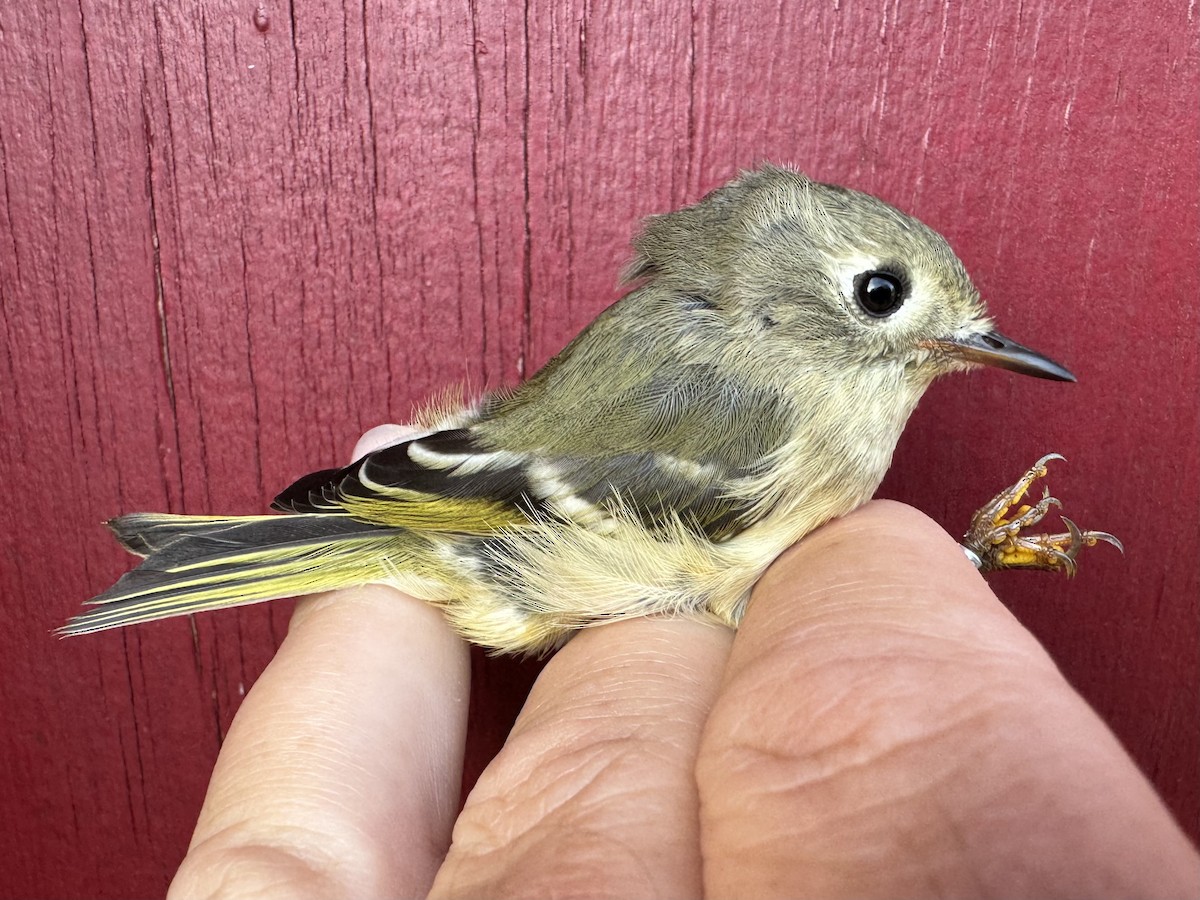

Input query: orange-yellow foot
[961,453,1123,576]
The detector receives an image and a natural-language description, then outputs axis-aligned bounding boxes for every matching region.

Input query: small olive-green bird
[64,165,1117,654]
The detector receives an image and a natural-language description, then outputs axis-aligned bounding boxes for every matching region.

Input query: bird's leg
[960,453,1123,576]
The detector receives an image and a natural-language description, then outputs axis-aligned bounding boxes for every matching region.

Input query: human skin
[168,429,1199,899]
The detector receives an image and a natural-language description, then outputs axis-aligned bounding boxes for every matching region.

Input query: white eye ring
[836,256,919,327]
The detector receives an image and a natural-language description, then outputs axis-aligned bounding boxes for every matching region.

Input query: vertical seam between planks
[467,0,490,385]
[519,0,532,379]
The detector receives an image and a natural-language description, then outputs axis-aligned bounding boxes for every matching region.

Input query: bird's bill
[931,330,1076,382]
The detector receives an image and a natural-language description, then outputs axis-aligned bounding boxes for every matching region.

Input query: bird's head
[627,164,1073,387]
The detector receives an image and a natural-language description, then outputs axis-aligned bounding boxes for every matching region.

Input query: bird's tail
[60,512,413,636]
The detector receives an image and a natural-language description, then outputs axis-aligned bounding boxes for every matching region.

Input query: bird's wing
[272,426,759,541]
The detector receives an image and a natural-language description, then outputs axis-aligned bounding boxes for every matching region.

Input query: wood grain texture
[1,1,1196,895]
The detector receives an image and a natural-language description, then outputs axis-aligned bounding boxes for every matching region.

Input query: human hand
[169,431,1199,899]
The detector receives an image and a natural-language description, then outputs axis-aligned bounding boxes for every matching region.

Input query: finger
[429,616,734,900]
[353,423,428,460]
[697,500,1199,899]
[170,585,470,900]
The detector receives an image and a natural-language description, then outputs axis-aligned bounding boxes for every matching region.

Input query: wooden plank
[0,0,1195,895]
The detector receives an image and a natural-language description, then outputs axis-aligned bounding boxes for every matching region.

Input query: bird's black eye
[853,270,907,317]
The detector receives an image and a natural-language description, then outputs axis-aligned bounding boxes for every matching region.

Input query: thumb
[696,500,1198,900]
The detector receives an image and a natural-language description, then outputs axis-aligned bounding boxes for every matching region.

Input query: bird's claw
[960,453,1123,576]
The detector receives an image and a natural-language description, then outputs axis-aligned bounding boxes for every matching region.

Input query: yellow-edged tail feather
[59,513,418,636]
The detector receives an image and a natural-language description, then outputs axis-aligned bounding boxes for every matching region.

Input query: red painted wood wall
[1,2,1196,896]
